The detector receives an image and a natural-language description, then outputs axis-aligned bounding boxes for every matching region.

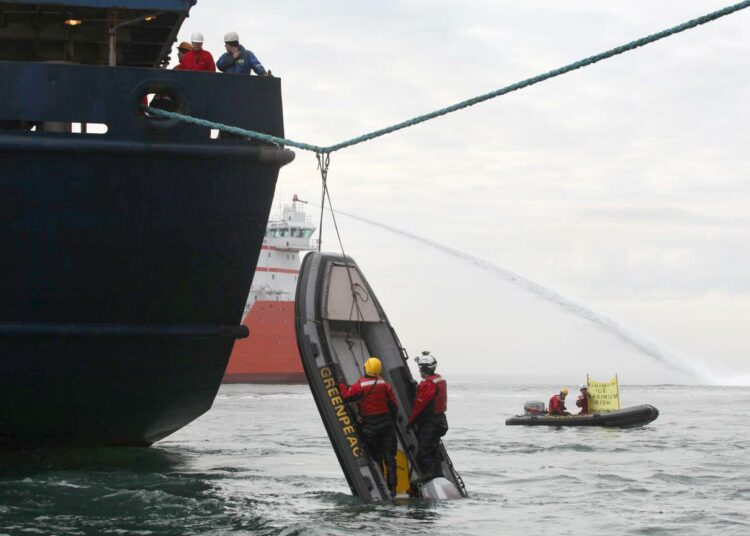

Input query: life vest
[339,376,397,417]
[424,374,447,414]
[576,393,589,414]
[409,374,447,425]
[548,394,565,415]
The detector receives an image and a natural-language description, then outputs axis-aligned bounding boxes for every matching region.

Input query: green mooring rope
[146,0,750,155]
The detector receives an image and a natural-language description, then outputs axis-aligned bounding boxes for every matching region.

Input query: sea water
[1,381,748,535]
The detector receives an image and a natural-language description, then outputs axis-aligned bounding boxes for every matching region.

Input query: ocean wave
[501,474,581,485]
[594,473,638,483]
[545,443,596,452]
[650,471,726,485]
[726,488,750,499]
[620,486,652,494]
[236,394,311,401]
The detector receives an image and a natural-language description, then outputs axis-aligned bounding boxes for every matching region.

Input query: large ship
[223,197,315,384]
[0,0,294,449]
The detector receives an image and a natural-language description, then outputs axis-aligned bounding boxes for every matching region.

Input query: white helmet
[190,32,204,43]
[414,351,437,372]
[580,384,588,390]
[224,31,240,43]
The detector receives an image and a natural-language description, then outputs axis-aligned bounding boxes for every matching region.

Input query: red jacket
[177,49,216,72]
[409,374,447,424]
[576,392,589,414]
[549,394,567,415]
[339,376,397,417]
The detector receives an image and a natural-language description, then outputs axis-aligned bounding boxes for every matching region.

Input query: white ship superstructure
[244,197,316,309]
[226,197,316,383]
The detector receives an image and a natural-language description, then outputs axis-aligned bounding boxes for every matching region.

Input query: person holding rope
[338,357,399,498]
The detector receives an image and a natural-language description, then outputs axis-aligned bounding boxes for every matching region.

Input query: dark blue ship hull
[0,60,294,449]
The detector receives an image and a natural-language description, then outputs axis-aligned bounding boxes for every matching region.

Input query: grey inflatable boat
[506,404,659,428]
[295,252,467,501]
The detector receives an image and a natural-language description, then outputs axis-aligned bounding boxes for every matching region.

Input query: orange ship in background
[223,196,316,383]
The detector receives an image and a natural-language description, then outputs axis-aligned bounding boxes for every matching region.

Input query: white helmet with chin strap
[414,351,437,374]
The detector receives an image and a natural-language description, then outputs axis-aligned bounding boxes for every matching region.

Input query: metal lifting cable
[316,152,368,347]
[315,159,371,372]
[308,154,368,369]
[145,0,750,154]
[324,180,367,323]
[315,153,367,371]
[315,152,329,252]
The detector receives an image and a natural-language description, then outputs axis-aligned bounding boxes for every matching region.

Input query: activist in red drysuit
[576,385,590,415]
[409,353,448,481]
[338,357,398,496]
[409,374,447,424]
[548,389,569,415]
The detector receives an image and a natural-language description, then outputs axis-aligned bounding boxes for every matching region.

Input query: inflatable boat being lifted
[506,404,659,428]
[295,252,467,501]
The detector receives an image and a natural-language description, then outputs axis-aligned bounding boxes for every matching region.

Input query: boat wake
[330,209,744,385]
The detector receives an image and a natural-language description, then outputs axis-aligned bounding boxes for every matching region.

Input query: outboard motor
[419,477,463,500]
[523,401,546,415]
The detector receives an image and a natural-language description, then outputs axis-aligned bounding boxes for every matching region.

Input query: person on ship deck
[338,357,399,498]
[177,32,216,72]
[173,41,192,69]
[217,31,270,76]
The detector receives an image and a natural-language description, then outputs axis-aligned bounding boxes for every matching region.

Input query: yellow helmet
[560,388,569,396]
[364,357,382,377]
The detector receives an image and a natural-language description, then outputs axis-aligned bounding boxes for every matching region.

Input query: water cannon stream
[320,207,745,385]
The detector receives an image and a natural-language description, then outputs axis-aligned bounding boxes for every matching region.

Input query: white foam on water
[331,208,732,384]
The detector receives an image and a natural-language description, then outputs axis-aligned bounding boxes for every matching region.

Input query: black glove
[330,362,344,382]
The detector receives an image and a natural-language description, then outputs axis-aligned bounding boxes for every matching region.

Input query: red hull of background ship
[223,198,314,384]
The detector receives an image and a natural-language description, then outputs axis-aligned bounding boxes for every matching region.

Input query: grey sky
[180,1,750,384]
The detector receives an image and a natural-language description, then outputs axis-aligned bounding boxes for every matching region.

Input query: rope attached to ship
[145,0,750,337]
[145,0,750,155]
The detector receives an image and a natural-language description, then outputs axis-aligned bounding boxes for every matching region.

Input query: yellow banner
[587,374,621,413]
